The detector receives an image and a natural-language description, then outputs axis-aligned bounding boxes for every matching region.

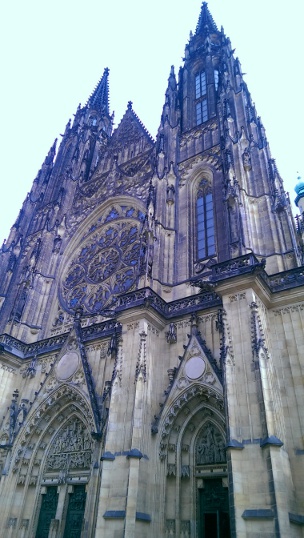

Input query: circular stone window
[60,208,146,314]
[185,356,206,380]
[56,352,79,381]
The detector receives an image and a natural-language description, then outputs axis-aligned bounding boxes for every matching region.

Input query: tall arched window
[195,71,208,125]
[197,183,215,259]
[195,69,219,125]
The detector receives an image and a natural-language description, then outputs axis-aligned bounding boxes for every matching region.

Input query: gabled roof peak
[113,101,154,143]
[87,67,110,114]
[195,2,218,36]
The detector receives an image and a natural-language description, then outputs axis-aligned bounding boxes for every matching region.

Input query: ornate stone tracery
[61,207,146,314]
[46,418,92,472]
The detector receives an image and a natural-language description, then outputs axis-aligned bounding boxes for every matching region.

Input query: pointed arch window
[195,71,208,125]
[197,184,216,259]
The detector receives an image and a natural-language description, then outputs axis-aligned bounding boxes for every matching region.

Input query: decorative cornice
[192,253,304,295]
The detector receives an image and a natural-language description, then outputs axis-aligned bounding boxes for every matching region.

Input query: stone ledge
[289,513,304,526]
[100,451,115,461]
[126,448,143,459]
[242,509,274,519]
[103,510,125,519]
[226,439,244,449]
[136,512,151,522]
[260,436,284,448]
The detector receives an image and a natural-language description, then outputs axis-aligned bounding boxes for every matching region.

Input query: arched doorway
[36,416,91,537]
[159,384,231,537]
[195,422,230,538]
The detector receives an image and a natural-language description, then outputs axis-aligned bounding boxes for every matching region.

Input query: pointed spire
[195,2,218,36]
[87,67,110,114]
[44,138,57,166]
[168,65,177,92]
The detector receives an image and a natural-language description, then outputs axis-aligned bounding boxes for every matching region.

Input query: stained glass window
[197,189,215,259]
[195,72,207,99]
[196,100,208,125]
[195,71,208,125]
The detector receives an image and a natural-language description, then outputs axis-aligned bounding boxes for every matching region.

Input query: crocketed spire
[195,2,218,36]
[87,67,110,114]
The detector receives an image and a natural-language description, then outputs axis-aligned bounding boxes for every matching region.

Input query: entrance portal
[199,479,230,538]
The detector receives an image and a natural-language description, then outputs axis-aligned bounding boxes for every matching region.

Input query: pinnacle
[87,67,110,114]
[195,1,218,36]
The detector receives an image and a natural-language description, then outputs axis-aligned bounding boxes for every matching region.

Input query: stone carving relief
[166,519,176,536]
[167,463,176,477]
[181,520,190,536]
[46,418,92,472]
[135,331,147,382]
[229,292,246,302]
[181,465,190,478]
[196,423,226,465]
[273,303,304,316]
[72,154,152,219]
[0,364,16,374]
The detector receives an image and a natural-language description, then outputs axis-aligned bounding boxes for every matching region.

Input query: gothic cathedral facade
[0,3,303,537]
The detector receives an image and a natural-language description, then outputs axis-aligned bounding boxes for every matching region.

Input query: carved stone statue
[242,147,252,171]
[166,323,177,344]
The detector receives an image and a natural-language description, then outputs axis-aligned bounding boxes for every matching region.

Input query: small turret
[294,175,304,213]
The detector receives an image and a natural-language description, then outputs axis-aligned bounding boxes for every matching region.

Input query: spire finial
[87,67,110,114]
[195,1,218,36]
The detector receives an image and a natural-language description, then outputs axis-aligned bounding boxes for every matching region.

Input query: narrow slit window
[214,69,219,91]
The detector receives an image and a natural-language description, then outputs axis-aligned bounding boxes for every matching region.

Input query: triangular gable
[109,103,154,157]
[152,321,222,434]
[39,322,105,436]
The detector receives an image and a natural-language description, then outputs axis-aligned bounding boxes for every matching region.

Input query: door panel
[199,479,230,538]
[36,487,58,538]
[63,485,86,538]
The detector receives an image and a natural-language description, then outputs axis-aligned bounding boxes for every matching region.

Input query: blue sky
[1,0,302,243]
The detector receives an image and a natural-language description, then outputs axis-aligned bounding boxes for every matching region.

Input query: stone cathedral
[0,3,304,537]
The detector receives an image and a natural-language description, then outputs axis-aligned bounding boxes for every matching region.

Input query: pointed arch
[185,166,218,274]
[8,383,94,478]
[156,383,226,536]
[56,196,147,317]
[0,385,95,537]
[196,179,216,260]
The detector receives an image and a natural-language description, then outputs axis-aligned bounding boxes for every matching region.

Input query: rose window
[61,214,144,314]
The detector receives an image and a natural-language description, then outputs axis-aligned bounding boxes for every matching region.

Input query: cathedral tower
[0,3,303,537]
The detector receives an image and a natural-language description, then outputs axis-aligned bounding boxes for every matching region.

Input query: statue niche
[196,423,226,465]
